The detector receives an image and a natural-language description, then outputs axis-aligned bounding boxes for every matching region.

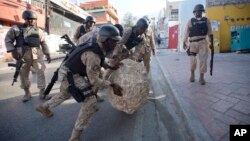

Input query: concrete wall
[206,3,250,52]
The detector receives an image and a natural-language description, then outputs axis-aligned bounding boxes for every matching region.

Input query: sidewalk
[155,49,250,141]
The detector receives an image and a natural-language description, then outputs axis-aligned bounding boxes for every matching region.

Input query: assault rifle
[210,34,214,76]
[8,48,27,86]
[43,34,76,97]
[8,59,24,86]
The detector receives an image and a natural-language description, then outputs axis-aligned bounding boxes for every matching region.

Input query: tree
[122,12,137,28]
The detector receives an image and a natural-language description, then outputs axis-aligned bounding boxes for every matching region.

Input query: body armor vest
[65,39,105,77]
[15,25,40,47]
[78,25,87,39]
[189,17,208,37]
[125,28,143,50]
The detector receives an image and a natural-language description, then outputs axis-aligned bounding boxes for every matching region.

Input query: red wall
[168,25,178,49]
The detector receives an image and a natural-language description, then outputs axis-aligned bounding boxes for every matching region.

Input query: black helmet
[136,18,149,30]
[114,24,124,36]
[143,15,151,24]
[193,4,205,13]
[98,25,121,42]
[85,16,96,23]
[22,10,37,20]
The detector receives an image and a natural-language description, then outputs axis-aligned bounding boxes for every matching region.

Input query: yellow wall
[206,4,250,52]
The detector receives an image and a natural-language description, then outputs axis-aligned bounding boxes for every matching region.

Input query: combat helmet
[98,25,121,42]
[136,18,149,30]
[193,4,205,13]
[85,16,96,23]
[22,10,37,20]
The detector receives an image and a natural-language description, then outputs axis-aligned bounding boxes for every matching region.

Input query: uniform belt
[189,38,205,42]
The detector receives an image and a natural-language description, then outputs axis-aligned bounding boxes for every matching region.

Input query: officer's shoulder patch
[92,65,100,71]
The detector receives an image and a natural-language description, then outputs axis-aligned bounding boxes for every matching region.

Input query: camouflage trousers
[189,39,209,73]
[19,47,46,89]
[133,46,152,73]
[43,74,97,131]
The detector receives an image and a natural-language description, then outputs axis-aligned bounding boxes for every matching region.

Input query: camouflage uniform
[5,25,49,92]
[40,30,112,134]
[73,24,95,43]
[184,18,212,74]
[133,27,155,73]
[110,27,144,66]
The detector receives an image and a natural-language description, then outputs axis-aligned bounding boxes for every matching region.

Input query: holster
[67,72,94,102]
[186,48,197,56]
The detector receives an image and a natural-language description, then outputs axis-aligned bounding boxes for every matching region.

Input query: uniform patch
[92,65,100,71]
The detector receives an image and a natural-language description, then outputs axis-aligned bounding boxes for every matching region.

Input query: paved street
[0,50,249,141]
[0,52,208,141]
[155,49,250,141]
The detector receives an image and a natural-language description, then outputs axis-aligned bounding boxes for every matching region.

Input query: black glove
[110,83,123,96]
[11,49,21,60]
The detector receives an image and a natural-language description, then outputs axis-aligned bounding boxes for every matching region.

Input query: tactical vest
[189,17,208,37]
[15,25,40,47]
[125,28,143,50]
[65,39,105,77]
[78,25,87,39]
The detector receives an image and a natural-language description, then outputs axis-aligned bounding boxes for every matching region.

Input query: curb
[155,55,214,141]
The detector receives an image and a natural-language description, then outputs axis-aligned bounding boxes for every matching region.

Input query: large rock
[108,59,149,114]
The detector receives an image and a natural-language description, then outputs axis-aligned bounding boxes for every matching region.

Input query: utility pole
[45,0,50,34]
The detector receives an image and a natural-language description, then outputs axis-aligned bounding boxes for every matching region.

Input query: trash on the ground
[108,59,149,114]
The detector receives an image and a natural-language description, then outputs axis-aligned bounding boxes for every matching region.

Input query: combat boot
[69,129,82,141]
[36,104,54,118]
[190,71,195,82]
[39,88,52,100]
[199,73,206,85]
[22,88,32,102]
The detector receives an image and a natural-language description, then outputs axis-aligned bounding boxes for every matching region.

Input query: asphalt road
[0,56,203,141]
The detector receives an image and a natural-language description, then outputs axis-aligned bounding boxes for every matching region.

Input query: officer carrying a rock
[36,25,123,141]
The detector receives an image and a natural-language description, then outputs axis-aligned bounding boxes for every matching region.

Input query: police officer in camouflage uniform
[36,25,123,141]
[109,18,149,67]
[103,18,148,80]
[73,16,96,43]
[133,16,156,73]
[5,10,51,102]
[183,4,212,85]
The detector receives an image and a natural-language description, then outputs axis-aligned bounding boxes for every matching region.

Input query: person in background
[183,4,212,85]
[5,10,51,102]
[73,16,96,43]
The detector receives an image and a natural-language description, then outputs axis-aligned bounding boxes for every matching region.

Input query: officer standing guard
[133,16,156,73]
[36,25,123,141]
[73,16,96,43]
[183,4,212,85]
[5,10,51,102]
